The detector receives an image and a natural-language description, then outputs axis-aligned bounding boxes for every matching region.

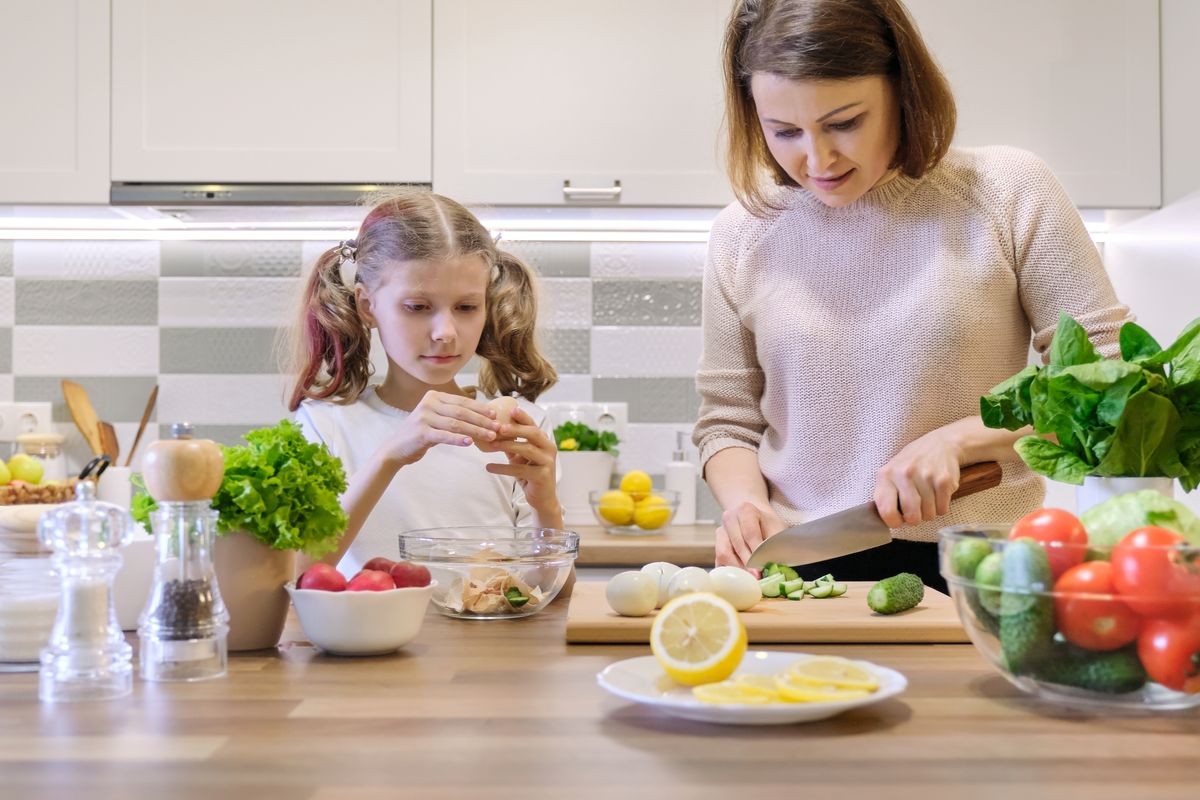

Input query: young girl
[288,191,562,573]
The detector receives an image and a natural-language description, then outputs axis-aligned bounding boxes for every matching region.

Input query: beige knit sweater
[694,146,1132,542]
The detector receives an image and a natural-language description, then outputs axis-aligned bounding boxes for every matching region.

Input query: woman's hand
[380,390,500,468]
[479,407,560,521]
[873,427,964,529]
[715,501,787,571]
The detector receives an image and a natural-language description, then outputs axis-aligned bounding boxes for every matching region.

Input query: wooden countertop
[574,523,716,566]
[2,591,1198,799]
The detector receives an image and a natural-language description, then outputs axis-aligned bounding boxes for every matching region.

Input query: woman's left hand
[480,407,559,517]
[873,427,963,529]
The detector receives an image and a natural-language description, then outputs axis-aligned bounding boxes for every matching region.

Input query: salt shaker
[137,422,229,682]
[37,481,137,702]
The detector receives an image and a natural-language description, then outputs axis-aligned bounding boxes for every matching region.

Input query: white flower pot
[557,451,616,526]
[1076,476,1175,516]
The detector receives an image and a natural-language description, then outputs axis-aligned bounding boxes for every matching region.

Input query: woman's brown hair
[286,190,557,411]
[724,0,956,215]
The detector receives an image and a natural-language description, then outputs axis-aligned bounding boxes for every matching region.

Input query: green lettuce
[1080,489,1200,550]
[130,420,348,558]
[981,314,1200,490]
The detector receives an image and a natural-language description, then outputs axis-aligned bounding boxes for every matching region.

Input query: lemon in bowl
[589,489,679,536]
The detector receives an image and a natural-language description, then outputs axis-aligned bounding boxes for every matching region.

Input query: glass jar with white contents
[0,558,60,673]
[14,432,68,483]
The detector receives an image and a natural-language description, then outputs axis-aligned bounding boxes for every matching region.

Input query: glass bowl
[939,523,1200,711]
[397,527,578,619]
[588,489,680,536]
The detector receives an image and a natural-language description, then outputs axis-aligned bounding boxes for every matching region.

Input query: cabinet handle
[562,180,622,201]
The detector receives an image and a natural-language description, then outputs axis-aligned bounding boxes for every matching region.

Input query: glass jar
[15,432,68,483]
[0,557,59,673]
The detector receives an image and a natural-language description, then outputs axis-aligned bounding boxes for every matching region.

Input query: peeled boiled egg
[709,566,762,611]
[666,566,713,601]
[605,571,659,617]
[639,561,681,608]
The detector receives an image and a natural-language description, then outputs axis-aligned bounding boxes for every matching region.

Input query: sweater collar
[780,168,924,215]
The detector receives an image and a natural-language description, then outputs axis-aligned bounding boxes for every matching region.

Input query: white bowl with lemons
[590,480,680,536]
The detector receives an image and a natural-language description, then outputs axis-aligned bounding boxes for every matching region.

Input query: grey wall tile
[499,241,591,277]
[594,377,700,423]
[17,376,158,424]
[0,327,9,373]
[161,327,281,374]
[697,479,721,523]
[16,280,158,325]
[593,280,701,326]
[161,241,303,277]
[539,328,590,374]
[0,242,12,277]
[187,424,258,447]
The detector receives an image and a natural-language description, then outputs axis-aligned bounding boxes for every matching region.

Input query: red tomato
[1008,508,1088,579]
[1053,561,1140,651]
[1111,527,1200,618]
[1137,615,1200,693]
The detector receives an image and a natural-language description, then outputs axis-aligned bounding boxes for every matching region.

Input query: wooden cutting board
[565,580,969,644]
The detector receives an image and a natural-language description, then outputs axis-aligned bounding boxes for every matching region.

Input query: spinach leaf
[1049,313,1101,368]
[1014,436,1091,485]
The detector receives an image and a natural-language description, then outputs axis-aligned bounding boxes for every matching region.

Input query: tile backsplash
[2,238,720,521]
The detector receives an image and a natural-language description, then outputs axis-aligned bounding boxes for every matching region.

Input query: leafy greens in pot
[982,313,1200,489]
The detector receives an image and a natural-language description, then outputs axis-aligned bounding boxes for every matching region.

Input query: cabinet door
[906,0,1160,208]
[112,0,431,183]
[0,0,109,203]
[433,0,733,206]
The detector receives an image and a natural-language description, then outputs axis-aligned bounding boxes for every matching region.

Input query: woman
[695,0,1132,590]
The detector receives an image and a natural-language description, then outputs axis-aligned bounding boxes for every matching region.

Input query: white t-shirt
[295,385,550,575]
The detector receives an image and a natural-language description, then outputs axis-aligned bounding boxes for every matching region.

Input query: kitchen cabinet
[0,0,109,203]
[111,0,431,183]
[906,0,1160,208]
[432,0,734,206]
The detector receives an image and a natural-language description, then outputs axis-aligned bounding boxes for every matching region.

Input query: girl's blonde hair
[286,190,557,411]
[724,0,957,216]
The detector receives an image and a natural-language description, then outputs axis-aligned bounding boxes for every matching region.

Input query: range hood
[110,183,426,205]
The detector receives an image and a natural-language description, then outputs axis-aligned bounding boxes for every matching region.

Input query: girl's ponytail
[286,246,373,411]
[475,249,558,402]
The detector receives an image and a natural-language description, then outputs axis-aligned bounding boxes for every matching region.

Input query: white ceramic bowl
[285,581,435,656]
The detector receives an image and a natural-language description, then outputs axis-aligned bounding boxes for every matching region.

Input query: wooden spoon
[98,422,120,464]
[61,379,104,455]
[124,385,158,467]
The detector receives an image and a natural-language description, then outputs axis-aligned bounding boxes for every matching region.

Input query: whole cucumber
[867,573,925,615]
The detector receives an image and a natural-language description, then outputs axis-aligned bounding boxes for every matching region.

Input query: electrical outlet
[0,402,54,442]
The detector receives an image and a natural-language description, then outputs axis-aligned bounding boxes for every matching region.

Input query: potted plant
[132,420,348,650]
[981,313,1200,513]
[553,421,620,526]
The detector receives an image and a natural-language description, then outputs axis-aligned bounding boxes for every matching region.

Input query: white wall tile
[590,327,702,377]
[616,422,697,476]
[14,241,160,279]
[159,277,301,327]
[158,374,292,425]
[538,375,592,404]
[591,242,707,279]
[539,278,592,329]
[13,327,159,375]
[0,375,13,402]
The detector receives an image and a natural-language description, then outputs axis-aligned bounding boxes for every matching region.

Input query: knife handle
[951,461,1003,499]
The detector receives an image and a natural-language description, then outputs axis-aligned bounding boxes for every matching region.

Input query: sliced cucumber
[786,590,806,601]
[807,583,834,598]
[762,563,783,579]
[815,573,835,585]
[758,573,784,598]
[829,582,848,598]
[778,564,800,582]
[780,577,806,596]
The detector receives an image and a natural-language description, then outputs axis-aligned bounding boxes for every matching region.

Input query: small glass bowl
[397,527,578,620]
[939,523,1200,712]
[588,489,679,536]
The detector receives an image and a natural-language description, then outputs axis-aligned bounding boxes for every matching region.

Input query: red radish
[346,569,396,591]
[389,560,432,588]
[297,563,347,592]
[362,556,397,573]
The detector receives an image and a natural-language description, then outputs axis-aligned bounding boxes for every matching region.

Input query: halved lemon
[650,592,746,686]
[774,672,873,703]
[692,680,775,705]
[787,656,880,691]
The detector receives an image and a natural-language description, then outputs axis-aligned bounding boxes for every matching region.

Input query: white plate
[597,651,907,725]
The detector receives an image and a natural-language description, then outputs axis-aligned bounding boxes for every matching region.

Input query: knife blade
[746,461,1003,569]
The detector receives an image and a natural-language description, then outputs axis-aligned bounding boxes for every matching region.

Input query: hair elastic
[336,239,358,264]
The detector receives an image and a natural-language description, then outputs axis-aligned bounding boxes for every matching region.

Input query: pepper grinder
[37,481,137,702]
[138,422,228,682]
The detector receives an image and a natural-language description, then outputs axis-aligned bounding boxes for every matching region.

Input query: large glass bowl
[588,489,680,536]
[397,526,578,620]
[939,524,1200,711]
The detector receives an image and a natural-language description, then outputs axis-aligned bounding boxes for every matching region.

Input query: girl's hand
[479,407,559,517]
[874,427,963,529]
[380,390,500,468]
[715,501,786,572]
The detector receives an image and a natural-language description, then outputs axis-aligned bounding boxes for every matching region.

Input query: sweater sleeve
[693,207,769,470]
[997,148,1132,358]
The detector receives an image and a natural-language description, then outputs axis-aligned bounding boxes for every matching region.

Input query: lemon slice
[650,592,747,686]
[692,680,776,705]
[787,657,880,691]
[733,673,782,698]
[774,672,873,703]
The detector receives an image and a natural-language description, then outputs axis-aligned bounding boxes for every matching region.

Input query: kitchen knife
[746,461,1003,569]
